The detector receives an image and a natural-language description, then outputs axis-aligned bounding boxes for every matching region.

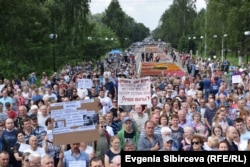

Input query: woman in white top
[22,86,31,105]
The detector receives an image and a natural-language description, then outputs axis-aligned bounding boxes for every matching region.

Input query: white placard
[69,160,86,167]
[118,77,151,105]
[51,110,98,135]
[77,79,93,89]
[232,75,242,84]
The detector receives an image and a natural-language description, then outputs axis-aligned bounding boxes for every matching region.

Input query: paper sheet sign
[232,75,242,84]
[118,77,151,105]
[77,79,93,89]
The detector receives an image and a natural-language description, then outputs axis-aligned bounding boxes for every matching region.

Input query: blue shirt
[202,78,211,89]
[137,134,163,151]
[63,150,89,167]
[0,97,13,111]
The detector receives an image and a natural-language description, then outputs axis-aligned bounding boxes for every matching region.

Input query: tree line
[152,0,250,63]
[0,0,150,79]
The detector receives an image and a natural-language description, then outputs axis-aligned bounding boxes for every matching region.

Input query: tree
[153,0,197,49]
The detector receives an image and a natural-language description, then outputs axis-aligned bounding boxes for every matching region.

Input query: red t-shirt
[6,110,17,119]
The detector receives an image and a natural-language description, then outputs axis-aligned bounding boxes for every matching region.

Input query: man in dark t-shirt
[223,126,238,151]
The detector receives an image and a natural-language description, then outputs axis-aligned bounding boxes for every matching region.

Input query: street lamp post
[188,37,192,57]
[221,34,228,62]
[200,36,204,58]
[213,34,218,58]
[244,31,250,63]
[49,33,58,72]
[204,0,210,58]
[193,37,196,56]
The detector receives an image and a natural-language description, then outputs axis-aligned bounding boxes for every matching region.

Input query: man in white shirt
[98,89,112,115]
[24,136,46,157]
[37,105,50,129]
[42,86,57,102]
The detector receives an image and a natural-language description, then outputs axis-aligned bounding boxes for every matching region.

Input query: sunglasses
[100,125,106,128]
[191,141,200,145]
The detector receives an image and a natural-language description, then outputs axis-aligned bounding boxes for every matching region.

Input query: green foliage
[153,0,197,49]
[153,0,250,65]
[102,0,150,48]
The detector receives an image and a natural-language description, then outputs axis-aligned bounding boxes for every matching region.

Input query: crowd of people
[0,44,250,167]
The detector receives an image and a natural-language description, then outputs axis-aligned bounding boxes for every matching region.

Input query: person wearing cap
[117,117,139,149]
[29,113,46,147]
[159,136,177,151]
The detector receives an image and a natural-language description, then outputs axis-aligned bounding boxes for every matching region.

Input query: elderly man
[28,152,41,167]
[110,155,121,167]
[41,155,54,167]
[223,126,238,151]
[57,143,89,167]
[24,136,46,157]
[159,136,178,151]
[131,104,148,133]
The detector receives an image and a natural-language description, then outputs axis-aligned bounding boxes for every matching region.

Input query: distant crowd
[0,46,250,167]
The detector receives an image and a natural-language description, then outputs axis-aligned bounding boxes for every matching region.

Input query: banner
[118,77,151,105]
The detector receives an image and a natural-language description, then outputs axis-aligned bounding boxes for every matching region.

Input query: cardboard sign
[50,99,99,145]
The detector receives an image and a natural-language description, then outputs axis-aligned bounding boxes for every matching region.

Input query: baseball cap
[163,136,173,143]
[123,117,132,123]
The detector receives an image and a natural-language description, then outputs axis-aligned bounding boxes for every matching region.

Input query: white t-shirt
[24,147,46,157]
[37,113,50,129]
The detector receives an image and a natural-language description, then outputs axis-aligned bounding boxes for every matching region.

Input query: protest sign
[50,99,99,145]
[118,77,151,105]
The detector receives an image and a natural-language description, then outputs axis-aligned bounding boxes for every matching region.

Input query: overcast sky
[90,0,206,31]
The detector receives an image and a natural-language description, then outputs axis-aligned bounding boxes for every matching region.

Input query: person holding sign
[57,143,89,167]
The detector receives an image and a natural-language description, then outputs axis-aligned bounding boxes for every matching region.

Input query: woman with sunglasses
[95,122,110,158]
[190,135,204,151]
